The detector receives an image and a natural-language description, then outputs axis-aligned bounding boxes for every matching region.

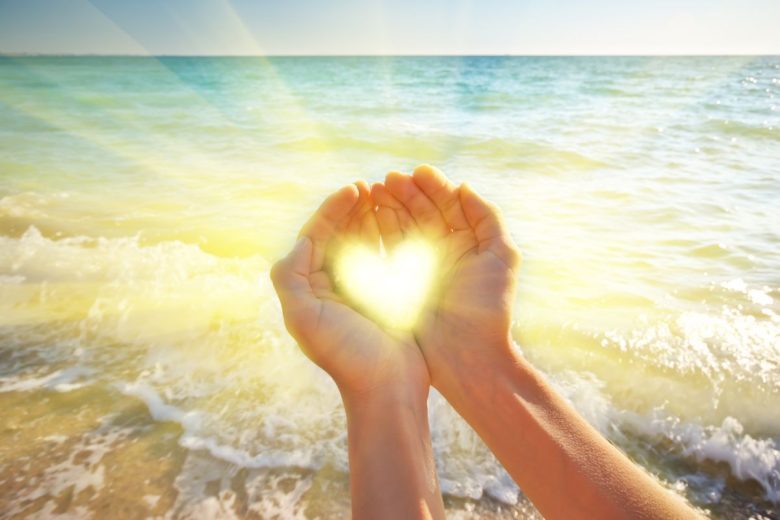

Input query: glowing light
[333,240,437,329]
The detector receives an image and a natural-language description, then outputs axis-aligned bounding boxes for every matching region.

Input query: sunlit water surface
[1,56,779,518]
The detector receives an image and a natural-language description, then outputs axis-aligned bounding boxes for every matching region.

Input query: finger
[385,171,450,239]
[360,205,380,248]
[412,164,469,231]
[345,180,372,235]
[299,184,360,272]
[370,181,404,210]
[376,206,403,249]
[371,182,419,247]
[394,205,418,235]
[351,180,380,249]
[460,182,521,269]
[270,237,321,332]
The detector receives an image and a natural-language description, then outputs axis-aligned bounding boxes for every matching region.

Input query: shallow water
[0,56,779,518]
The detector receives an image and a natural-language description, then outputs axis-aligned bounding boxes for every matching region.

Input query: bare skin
[372,164,702,520]
[273,167,702,519]
[270,181,444,520]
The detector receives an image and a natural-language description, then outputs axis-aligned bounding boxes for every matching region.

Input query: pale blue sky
[0,0,778,55]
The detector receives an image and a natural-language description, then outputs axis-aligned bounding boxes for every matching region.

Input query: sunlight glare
[334,239,437,329]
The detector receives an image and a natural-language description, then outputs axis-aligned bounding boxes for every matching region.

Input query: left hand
[271,181,430,402]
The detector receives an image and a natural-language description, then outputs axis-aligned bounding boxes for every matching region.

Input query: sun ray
[215,0,365,172]
[0,0,374,260]
[86,0,325,172]
[4,0,347,190]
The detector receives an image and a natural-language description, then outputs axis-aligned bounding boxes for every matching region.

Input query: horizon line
[1,52,777,58]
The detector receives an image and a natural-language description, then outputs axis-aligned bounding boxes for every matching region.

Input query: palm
[310,294,423,395]
[425,249,514,349]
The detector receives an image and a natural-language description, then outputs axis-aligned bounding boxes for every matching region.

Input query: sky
[0,0,778,56]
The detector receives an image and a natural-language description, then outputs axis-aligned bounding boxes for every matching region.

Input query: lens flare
[333,239,437,329]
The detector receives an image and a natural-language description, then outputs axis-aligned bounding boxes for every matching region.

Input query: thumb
[271,237,319,331]
[460,183,521,270]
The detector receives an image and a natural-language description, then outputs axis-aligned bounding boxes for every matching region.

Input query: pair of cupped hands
[271,165,702,520]
[271,164,521,408]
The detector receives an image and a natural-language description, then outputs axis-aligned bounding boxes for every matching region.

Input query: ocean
[0,56,778,518]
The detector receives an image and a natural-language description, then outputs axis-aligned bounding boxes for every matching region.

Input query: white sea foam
[0,416,132,518]
[171,454,314,520]
[0,365,91,393]
[722,278,776,307]
[2,226,780,515]
[623,412,780,502]
[118,381,205,431]
[119,351,780,508]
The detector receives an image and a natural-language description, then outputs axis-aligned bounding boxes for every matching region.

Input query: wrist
[340,371,442,520]
[340,380,429,418]
[430,334,529,412]
[340,381,432,471]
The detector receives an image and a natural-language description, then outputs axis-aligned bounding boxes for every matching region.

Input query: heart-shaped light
[333,239,437,329]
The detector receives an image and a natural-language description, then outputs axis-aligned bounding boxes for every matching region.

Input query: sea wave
[2,225,780,510]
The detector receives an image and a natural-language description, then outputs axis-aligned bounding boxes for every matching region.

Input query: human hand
[371,165,521,402]
[272,181,445,519]
[271,181,430,403]
[366,168,699,520]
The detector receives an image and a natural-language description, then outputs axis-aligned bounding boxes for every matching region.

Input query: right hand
[371,165,522,400]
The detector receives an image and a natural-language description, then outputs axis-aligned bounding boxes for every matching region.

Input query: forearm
[437,343,700,520]
[341,385,445,520]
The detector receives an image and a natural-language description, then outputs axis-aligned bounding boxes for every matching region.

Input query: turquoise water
[0,56,779,518]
